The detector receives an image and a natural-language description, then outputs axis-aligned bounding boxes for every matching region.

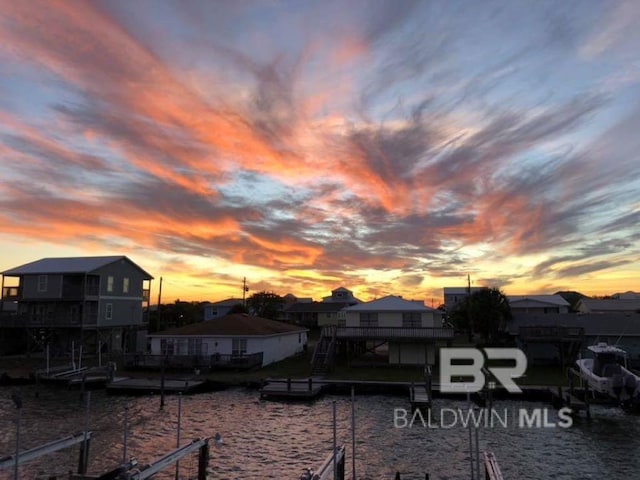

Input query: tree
[246,291,284,320]
[449,287,512,344]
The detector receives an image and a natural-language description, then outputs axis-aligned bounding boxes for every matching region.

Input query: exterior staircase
[311,327,336,376]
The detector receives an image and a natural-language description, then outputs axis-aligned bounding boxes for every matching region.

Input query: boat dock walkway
[106,377,207,395]
[549,386,590,418]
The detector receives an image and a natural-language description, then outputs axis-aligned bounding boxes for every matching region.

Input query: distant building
[443,286,485,313]
[203,298,244,321]
[507,295,570,315]
[282,286,360,327]
[575,298,640,314]
[148,313,308,367]
[0,256,153,354]
[612,291,640,300]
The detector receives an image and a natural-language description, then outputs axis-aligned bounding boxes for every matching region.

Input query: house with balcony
[282,287,361,328]
[312,295,453,374]
[0,256,153,355]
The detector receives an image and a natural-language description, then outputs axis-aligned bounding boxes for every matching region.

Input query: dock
[260,378,324,400]
[106,377,207,395]
[409,385,431,409]
[549,386,590,418]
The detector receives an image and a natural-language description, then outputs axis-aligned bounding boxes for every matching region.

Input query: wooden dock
[549,386,590,417]
[106,377,207,395]
[260,378,324,400]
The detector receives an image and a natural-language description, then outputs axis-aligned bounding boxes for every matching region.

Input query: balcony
[324,325,455,340]
[2,286,20,301]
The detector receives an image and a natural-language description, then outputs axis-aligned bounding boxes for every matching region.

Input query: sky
[1,0,639,305]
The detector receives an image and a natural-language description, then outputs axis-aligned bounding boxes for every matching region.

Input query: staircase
[311,327,336,376]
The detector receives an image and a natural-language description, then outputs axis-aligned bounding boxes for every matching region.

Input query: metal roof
[151,313,307,337]
[508,295,570,307]
[344,295,436,312]
[2,256,153,279]
[577,298,640,312]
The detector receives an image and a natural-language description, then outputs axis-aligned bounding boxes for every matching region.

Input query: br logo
[439,348,527,393]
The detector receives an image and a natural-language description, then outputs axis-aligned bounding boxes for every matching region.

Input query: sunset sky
[1,0,639,305]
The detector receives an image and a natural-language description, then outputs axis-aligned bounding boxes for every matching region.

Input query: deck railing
[519,326,584,340]
[323,325,455,340]
[122,352,264,370]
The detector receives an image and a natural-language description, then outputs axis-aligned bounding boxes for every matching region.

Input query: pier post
[197,439,210,480]
[78,392,91,475]
[584,380,591,420]
[12,393,22,480]
[160,356,166,410]
[287,378,291,391]
[308,377,312,392]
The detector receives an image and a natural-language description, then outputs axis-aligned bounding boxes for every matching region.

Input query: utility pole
[467,274,473,342]
[242,277,249,308]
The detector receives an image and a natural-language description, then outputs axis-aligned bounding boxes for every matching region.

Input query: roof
[508,295,570,307]
[2,256,153,279]
[151,313,307,337]
[205,298,244,307]
[508,312,640,336]
[344,295,436,312]
[284,301,352,313]
[578,299,640,312]
[587,343,627,355]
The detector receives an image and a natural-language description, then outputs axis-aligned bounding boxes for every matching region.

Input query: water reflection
[1,386,639,479]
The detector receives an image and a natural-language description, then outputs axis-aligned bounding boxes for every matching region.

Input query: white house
[443,286,485,313]
[341,295,447,366]
[203,298,244,321]
[148,313,308,367]
[507,295,570,314]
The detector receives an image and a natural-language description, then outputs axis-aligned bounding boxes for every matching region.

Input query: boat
[576,342,640,403]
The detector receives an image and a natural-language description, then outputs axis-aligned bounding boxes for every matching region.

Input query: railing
[519,326,584,340]
[1,286,20,300]
[0,313,99,328]
[325,326,455,340]
[483,451,504,480]
[122,352,264,370]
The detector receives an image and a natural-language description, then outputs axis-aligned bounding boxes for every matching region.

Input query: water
[1,385,639,479]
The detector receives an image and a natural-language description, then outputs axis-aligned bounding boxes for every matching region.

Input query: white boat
[576,342,640,402]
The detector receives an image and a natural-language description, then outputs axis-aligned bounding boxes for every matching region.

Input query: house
[508,312,640,367]
[612,291,640,300]
[507,295,570,315]
[575,298,640,314]
[281,287,360,328]
[147,313,308,368]
[334,295,451,366]
[0,256,153,354]
[322,286,361,304]
[203,298,244,321]
[443,286,485,313]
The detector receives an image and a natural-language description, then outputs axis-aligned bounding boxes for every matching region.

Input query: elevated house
[282,286,360,328]
[143,313,308,369]
[508,312,640,368]
[312,295,453,374]
[0,256,152,355]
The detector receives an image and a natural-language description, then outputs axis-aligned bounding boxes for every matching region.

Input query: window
[232,338,247,356]
[161,339,175,355]
[360,312,378,327]
[38,275,48,292]
[123,277,129,293]
[188,338,203,355]
[105,303,113,320]
[402,312,422,327]
[107,276,114,292]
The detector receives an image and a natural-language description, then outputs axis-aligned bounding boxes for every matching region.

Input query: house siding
[22,274,63,299]
[345,311,437,328]
[149,331,307,367]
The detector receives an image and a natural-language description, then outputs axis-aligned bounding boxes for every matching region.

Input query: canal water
[1,385,639,479]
